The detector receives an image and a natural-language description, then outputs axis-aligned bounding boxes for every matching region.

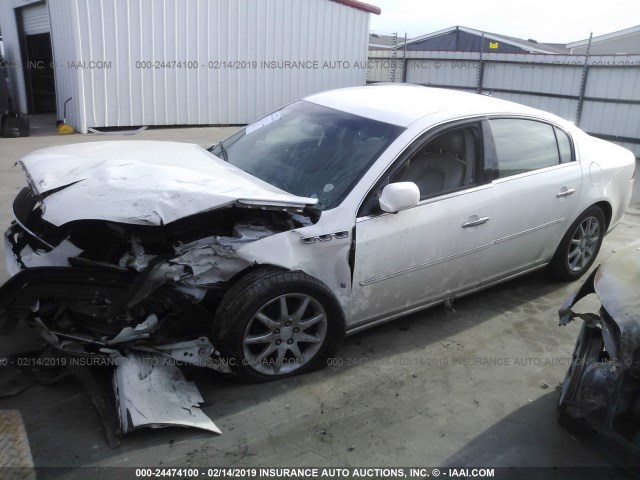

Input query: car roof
[305,84,565,128]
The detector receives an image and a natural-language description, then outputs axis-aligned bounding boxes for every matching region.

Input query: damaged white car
[1,84,635,388]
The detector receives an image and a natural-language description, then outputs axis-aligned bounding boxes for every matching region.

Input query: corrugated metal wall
[368,50,640,156]
[46,0,370,133]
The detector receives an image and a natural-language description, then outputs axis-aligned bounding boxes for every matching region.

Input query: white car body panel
[18,140,317,227]
[486,162,583,279]
[351,183,497,326]
[572,131,635,230]
[234,214,353,313]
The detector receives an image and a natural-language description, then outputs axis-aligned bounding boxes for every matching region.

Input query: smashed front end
[3,186,314,354]
[557,244,640,458]
[1,153,319,443]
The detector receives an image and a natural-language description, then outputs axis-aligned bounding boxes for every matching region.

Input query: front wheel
[549,206,605,281]
[212,267,345,382]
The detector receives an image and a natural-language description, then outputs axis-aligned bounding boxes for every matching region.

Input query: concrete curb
[0,410,36,480]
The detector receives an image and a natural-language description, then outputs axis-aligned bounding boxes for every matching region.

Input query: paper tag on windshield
[246,111,281,135]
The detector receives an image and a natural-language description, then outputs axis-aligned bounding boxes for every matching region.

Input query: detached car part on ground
[558,243,640,461]
[0,85,635,442]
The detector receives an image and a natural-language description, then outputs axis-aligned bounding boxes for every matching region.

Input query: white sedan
[1,85,635,383]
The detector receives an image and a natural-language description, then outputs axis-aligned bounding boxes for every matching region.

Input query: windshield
[210,100,404,210]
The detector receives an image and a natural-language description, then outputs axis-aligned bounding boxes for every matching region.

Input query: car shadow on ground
[442,391,636,479]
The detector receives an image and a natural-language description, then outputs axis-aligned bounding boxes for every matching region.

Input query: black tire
[549,206,605,281]
[558,324,603,410]
[212,267,345,383]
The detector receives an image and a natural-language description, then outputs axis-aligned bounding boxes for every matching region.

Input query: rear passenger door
[485,117,582,281]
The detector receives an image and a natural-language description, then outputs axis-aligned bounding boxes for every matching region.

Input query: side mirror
[379,182,420,213]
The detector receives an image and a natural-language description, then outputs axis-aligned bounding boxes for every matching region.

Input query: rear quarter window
[555,127,574,163]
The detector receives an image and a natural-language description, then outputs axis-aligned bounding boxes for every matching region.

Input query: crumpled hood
[594,242,640,326]
[593,243,640,363]
[18,140,317,226]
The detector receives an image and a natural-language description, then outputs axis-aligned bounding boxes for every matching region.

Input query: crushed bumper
[114,352,221,435]
[0,265,228,445]
[557,266,640,460]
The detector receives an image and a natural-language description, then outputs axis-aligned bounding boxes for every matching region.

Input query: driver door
[350,121,497,328]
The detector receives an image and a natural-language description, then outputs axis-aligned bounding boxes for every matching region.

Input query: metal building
[401,26,567,54]
[0,0,380,132]
[567,25,640,55]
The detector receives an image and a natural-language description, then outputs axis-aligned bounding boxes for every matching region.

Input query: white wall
[46,0,371,133]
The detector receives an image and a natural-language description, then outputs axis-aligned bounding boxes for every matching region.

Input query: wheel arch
[564,200,612,237]
[549,204,607,281]
[224,263,288,288]
[593,200,612,232]
[216,263,347,333]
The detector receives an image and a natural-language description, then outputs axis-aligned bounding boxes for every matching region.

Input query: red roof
[331,0,381,15]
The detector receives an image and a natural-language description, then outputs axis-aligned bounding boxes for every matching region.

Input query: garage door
[22,3,50,35]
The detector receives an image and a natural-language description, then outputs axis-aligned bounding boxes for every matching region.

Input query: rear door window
[489,119,562,178]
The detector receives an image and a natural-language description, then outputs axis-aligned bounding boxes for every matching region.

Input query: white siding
[22,3,50,35]
[483,62,583,96]
[47,0,81,126]
[46,0,371,133]
[490,92,579,120]
[406,58,479,87]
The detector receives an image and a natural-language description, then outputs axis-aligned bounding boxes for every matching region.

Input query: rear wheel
[213,267,345,382]
[549,206,605,281]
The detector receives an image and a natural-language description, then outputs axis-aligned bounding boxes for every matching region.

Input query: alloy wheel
[567,216,600,272]
[242,293,328,375]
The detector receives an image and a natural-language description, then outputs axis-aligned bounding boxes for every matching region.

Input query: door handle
[556,188,575,198]
[462,216,490,228]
